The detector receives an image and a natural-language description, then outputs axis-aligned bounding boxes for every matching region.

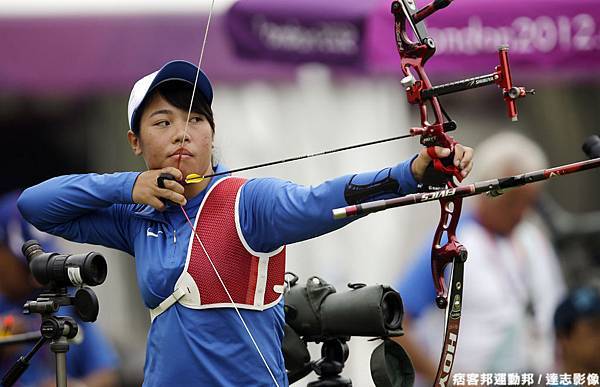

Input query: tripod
[1,287,99,387]
[1,315,78,387]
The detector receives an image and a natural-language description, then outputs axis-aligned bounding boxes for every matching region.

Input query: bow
[391,2,467,385]
[389,1,531,385]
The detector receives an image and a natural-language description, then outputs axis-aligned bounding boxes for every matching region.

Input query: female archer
[18,60,473,386]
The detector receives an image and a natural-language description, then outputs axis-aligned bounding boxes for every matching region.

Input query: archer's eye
[155,120,170,127]
[190,115,206,123]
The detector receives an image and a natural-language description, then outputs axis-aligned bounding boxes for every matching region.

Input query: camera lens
[381,291,403,330]
[64,252,107,287]
[80,253,108,286]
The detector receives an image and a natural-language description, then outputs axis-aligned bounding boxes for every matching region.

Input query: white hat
[127,60,213,132]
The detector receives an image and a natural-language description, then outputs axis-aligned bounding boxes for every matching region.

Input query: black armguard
[344,169,400,205]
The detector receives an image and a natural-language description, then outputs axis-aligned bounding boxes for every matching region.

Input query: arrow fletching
[185,174,205,184]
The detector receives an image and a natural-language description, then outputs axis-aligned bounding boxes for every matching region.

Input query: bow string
[175,2,281,385]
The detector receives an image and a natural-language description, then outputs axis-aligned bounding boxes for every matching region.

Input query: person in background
[553,286,600,373]
[0,190,120,387]
[393,132,566,384]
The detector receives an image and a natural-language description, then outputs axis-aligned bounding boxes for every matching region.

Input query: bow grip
[426,146,464,183]
[419,128,463,185]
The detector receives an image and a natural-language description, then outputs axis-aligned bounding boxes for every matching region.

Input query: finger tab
[157,173,176,188]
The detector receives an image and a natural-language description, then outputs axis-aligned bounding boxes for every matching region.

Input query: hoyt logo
[438,332,458,387]
[421,188,457,201]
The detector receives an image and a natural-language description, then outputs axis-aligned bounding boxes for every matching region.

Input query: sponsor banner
[366,0,600,78]
[226,0,374,68]
[226,0,600,79]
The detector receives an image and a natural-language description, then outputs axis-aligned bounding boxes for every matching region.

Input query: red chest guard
[170,177,286,313]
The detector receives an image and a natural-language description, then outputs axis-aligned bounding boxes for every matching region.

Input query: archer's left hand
[411,144,474,182]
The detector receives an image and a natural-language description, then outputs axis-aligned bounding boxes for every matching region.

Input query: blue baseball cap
[127,60,213,132]
[554,286,600,334]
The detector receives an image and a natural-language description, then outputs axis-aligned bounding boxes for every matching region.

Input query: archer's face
[128,93,214,179]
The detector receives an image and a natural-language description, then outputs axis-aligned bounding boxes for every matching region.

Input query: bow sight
[392,0,533,129]
[401,45,535,123]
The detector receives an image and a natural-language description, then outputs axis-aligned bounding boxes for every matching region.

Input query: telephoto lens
[284,275,404,340]
[22,240,107,288]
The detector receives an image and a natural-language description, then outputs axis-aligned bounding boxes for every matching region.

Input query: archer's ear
[127,130,143,156]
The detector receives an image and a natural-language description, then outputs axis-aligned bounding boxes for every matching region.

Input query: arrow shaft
[202,133,415,179]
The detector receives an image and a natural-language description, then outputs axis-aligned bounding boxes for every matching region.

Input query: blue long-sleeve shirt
[17,161,418,387]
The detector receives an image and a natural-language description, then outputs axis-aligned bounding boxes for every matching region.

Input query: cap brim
[149,60,213,105]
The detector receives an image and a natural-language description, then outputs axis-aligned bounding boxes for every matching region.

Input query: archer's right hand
[132,167,187,211]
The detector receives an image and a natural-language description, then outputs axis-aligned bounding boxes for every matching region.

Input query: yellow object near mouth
[185,174,205,184]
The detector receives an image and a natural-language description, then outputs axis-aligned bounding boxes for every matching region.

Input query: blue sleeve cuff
[119,172,142,203]
[391,155,419,194]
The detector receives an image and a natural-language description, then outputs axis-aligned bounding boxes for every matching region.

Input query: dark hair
[132,80,215,135]
[554,286,600,337]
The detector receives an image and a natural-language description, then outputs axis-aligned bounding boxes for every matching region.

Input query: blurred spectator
[393,132,566,384]
[0,190,120,387]
[554,286,600,373]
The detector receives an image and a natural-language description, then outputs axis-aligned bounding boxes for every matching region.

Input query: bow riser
[431,197,467,308]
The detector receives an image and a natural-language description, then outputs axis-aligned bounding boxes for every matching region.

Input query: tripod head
[24,286,100,323]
